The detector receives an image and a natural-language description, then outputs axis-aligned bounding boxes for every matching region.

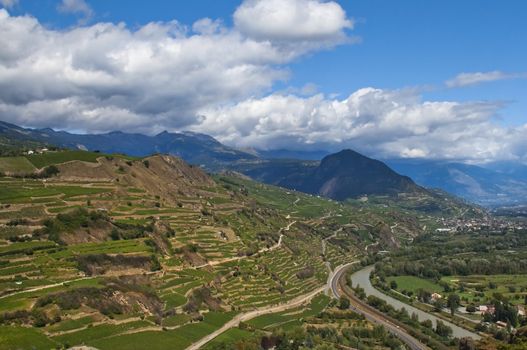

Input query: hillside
[0,122,51,157]
[0,148,478,349]
[3,120,527,208]
[0,120,255,168]
[279,150,423,200]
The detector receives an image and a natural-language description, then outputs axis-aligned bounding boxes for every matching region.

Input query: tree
[390,280,398,290]
[416,288,431,303]
[435,320,453,337]
[433,298,446,312]
[458,337,475,350]
[150,255,161,271]
[339,296,350,310]
[447,294,461,316]
[465,304,476,313]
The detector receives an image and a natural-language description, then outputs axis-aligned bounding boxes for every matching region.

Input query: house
[431,293,442,302]
[516,305,525,317]
[436,228,451,233]
[26,150,34,155]
[479,305,495,315]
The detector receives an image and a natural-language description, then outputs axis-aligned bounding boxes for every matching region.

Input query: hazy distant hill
[0,121,51,156]
[0,120,256,168]
[386,159,527,207]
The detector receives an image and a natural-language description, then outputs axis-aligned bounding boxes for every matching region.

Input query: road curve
[330,265,430,350]
[185,286,325,350]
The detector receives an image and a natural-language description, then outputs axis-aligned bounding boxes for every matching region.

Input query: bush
[296,266,315,279]
[338,296,350,310]
[435,320,452,337]
[41,165,60,178]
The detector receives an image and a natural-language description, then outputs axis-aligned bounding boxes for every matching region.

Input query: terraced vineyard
[0,150,470,349]
[0,151,366,349]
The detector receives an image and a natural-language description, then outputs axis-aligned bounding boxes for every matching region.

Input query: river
[350,266,480,340]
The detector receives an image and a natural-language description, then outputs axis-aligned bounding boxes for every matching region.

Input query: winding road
[185,286,325,350]
[195,221,295,269]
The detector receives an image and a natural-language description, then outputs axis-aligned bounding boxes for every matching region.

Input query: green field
[0,326,58,350]
[87,312,238,350]
[26,150,104,168]
[386,275,443,294]
[26,150,138,169]
[441,274,527,305]
[203,328,254,349]
[0,157,36,174]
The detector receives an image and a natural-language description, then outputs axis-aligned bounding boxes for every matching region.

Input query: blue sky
[1,0,526,162]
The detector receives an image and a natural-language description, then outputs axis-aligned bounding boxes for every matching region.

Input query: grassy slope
[0,152,473,349]
[0,155,347,349]
[0,157,36,173]
[27,150,137,169]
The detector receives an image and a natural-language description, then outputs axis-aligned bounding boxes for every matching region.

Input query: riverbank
[349,266,481,340]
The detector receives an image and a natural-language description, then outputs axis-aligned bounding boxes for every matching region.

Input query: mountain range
[1,119,526,206]
[0,120,256,168]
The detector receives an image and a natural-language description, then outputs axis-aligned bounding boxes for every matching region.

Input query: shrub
[296,265,315,279]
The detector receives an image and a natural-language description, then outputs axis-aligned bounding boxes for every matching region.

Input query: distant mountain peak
[274,148,423,201]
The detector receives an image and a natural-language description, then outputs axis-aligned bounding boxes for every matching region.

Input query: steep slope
[56,154,215,205]
[0,121,51,156]
[279,150,424,200]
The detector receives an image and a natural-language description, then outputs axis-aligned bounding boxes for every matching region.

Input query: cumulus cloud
[0,3,524,163]
[0,0,18,8]
[446,70,527,87]
[57,0,94,24]
[195,88,527,163]
[234,0,353,49]
[0,8,305,133]
[0,1,356,134]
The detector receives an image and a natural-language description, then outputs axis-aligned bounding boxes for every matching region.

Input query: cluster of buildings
[24,148,49,155]
[435,216,524,234]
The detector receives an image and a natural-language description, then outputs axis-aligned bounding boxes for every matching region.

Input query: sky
[0,0,526,163]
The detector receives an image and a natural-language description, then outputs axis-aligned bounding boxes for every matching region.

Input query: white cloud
[57,0,94,24]
[0,7,318,133]
[196,88,527,163]
[0,1,356,135]
[446,70,527,87]
[0,0,18,8]
[0,4,525,163]
[234,0,352,46]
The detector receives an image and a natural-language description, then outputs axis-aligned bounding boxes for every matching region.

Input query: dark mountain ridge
[277,150,424,200]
